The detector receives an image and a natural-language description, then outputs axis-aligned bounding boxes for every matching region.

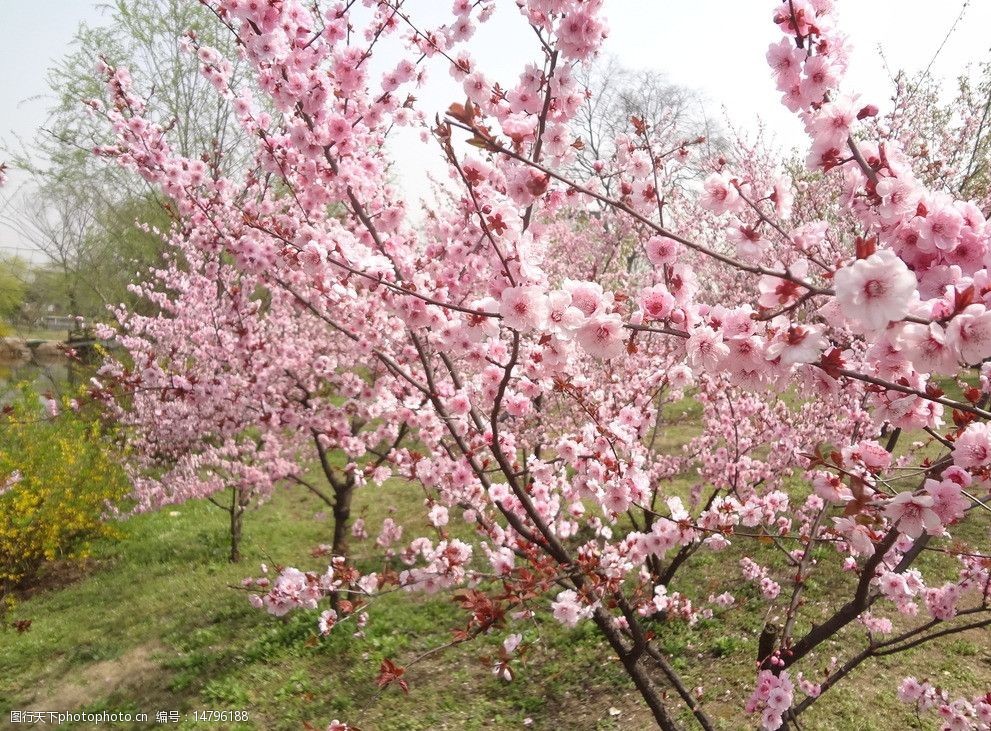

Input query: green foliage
[20,0,248,187]
[13,191,173,321]
[0,258,27,331]
[0,384,129,610]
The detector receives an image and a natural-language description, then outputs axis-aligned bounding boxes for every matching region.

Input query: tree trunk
[331,473,356,557]
[591,608,681,731]
[229,486,246,563]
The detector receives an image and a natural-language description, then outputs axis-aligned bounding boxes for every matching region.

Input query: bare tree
[571,56,723,193]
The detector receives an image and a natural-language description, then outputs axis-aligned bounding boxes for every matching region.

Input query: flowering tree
[90,0,991,728]
[101,240,408,562]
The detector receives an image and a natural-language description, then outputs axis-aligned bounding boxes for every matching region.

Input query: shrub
[0,383,129,612]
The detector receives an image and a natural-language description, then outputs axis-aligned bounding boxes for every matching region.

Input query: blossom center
[863,279,886,299]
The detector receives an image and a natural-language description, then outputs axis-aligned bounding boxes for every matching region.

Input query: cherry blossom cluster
[899,677,991,731]
[746,670,795,731]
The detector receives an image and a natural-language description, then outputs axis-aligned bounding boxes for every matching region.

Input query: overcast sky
[2,0,989,256]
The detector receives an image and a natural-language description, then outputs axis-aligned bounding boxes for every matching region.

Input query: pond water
[0,358,83,398]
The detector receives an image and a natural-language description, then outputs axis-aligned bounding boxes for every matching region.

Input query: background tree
[1,0,251,324]
[0,257,27,333]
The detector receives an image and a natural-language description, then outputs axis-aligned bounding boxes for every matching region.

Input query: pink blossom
[699,173,743,215]
[563,279,606,317]
[318,609,338,635]
[376,517,403,548]
[809,96,855,146]
[640,285,675,321]
[899,322,958,376]
[765,324,827,365]
[551,589,591,627]
[546,290,585,337]
[576,313,626,359]
[427,504,450,527]
[923,479,968,525]
[898,677,928,702]
[953,422,991,468]
[833,249,917,330]
[920,205,964,252]
[946,304,991,365]
[800,55,839,104]
[875,176,919,224]
[884,492,942,538]
[687,326,729,370]
[766,39,803,91]
[645,235,679,266]
[499,286,549,332]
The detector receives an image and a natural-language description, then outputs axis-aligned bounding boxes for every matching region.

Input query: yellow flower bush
[0,384,129,612]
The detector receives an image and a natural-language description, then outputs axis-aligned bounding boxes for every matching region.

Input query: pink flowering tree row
[89,0,991,728]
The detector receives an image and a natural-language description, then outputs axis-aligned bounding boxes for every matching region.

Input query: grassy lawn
[2,394,989,729]
[1,480,661,730]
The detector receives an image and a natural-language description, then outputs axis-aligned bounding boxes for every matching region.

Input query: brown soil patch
[22,643,164,711]
[15,558,104,602]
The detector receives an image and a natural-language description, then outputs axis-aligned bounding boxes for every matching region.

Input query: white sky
[2,0,989,255]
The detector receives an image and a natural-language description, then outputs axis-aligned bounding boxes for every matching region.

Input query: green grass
[2,390,990,730]
[0,481,661,730]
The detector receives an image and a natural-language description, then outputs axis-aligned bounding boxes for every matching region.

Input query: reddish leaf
[819,348,845,379]
[854,236,877,259]
[376,658,409,694]
[856,104,879,120]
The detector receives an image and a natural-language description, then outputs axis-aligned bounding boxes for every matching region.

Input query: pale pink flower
[318,609,338,635]
[814,473,852,503]
[809,96,855,146]
[920,205,963,252]
[645,235,679,266]
[875,176,919,224]
[953,422,991,468]
[551,589,590,627]
[899,322,958,376]
[771,177,793,219]
[757,272,802,309]
[766,39,803,91]
[639,284,675,321]
[843,440,892,471]
[503,633,523,654]
[946,304,991,365]
[833,516,876,556]
[884,492,942,538]
[923,479,968,524]
[765,324,826,365]
[898,677,928,702]
[428,504,450,527]
[499,286,549,332]
[546,290,585,338]
[563,279,606,317]
[576,313,626,359]
[686,325,729,370]
[699,173,742,215]
[800,55,839,103]
[833,249,917,330]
